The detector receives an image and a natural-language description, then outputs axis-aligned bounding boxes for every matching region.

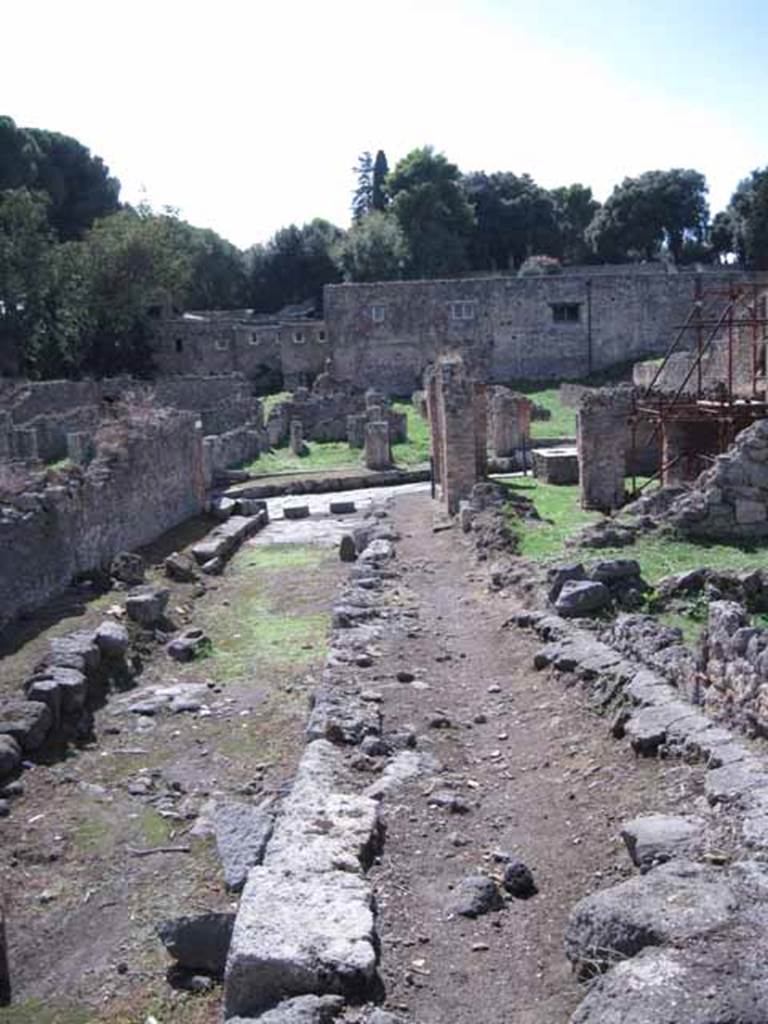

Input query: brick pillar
[429,355,480,516]
[473,382,488,478]
[425,369,443,485]
[365,420,391,470]
[577,391,631,511]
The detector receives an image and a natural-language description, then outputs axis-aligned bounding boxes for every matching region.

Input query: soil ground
[0,486,712,1024]
[362,492,706,1024]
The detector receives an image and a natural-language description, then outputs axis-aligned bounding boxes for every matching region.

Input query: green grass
[519,387,577,440]
[261,390,292,416]
[246,397,431,476]
[201,544,330,682]
[139,807,173,847]
[505,477,768,587]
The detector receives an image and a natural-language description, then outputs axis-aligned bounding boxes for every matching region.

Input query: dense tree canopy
[586,169,708,263]
[334,210,409,282]
[246,219,343,313]
[718,168,768,270]
[387,146,475,278]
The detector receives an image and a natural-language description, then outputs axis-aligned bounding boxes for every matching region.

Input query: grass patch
[505,477,768,589]
[200,544,331,682]
[392,400,431,466]
[500,478,601,559]
[71,810,117,857]
[261,390,292,416]
[520,387,577,440]
[139,807,173,847]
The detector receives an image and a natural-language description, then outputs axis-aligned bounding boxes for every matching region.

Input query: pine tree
[351,151,373,221]
[372,150,389,211]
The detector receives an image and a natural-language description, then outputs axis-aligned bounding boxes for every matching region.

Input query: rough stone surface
[230,994,346,1024]
[564,860,755,974]
[94,620,129,658]
[125,586,170,626]
[569,926,768,1024]
[620,815,705,872]
[554,580,610,618]
[449,875,503,918]
[0,735,21,780]
[167,627,210,663]
[157,912,235,976]
[339,535,357,563]
[109,550,145,585]
[164,551,198,582]
[0,700,52,751]
[212,802,274,892]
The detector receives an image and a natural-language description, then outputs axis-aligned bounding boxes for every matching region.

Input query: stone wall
[153,317,328,393]
[668,419,768,539]
[488,387,532,457]
[577,388,633,511]
[426,355,486,515]
[324,269,754,394]
[0,411,205,633]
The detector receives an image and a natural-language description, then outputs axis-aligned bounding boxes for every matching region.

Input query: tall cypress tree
[372,150,389,211]
[351,151,373,221]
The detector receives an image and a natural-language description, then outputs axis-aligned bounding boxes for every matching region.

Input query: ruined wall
[153,318,328,392]
[0,412,205,632]
[668,419,768,539]
[577,388,633,511]
[426,355,484,515]
[324,270,754,394]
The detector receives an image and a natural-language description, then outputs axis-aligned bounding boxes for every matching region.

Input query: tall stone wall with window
[323,269,754,395]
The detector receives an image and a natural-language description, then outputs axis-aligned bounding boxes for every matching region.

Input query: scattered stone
[554,580,610,618]
[427,790,470,814]
[157,912,235,976]
[231,994,346,1023]
[110,551,145,585]
[502,859,537,899]
[167,627,210,663]
[125,587,170,627]
[449,875,502,918]
[547,563,586,604]
[620,815,705,873]
[364,1011,406,1024]
[396,670,415,683]
[0,800,9,818]
[212,802,274,892]
[95,620,130,659]
[47,631,101,673]
[202,556,225,576]
[339,535,357,563]
[427,713,451,729]
[330,501,356,515]
[211,496,237,521]
[0,701,52,752]
[284,505,310,520]
[164,551,198,583]
[360,736,388,757]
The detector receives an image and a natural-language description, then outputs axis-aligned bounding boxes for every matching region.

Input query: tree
[0,116,39,190]
[28,128,121,241]
[387,146,475,278]
[334,211,408,282]
[587,169,709,264]
[549,184,600,264]
[372,150,389,212]
[177,224,248,308]
[462,171,559,271]
[352,151,374,221]
[724,168,768,269]
[246,218,343,313]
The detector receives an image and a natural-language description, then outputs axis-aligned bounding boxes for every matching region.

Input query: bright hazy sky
[3,0,766,249]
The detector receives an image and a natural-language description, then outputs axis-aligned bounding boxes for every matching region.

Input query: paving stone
[125,587,170,626]
[620,815,705,872]
[284,505,310,520]
[705,760,768,805]
[624,701,700,756]
[212,802,274,892]
[569,926,768,1024]
[224,867,377,1017]
[564,859,746,975]
[230,994,346,1023]
[164,551,198,582]
[554,580,611,618]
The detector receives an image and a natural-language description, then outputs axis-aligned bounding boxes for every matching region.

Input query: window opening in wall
[214,338,229,351]
[294,331,304,343]
[552,303,581,324]
[318,330,326,342]
[371,305,386,323]
[249,332,259,345]
[175,337,183,354]
[450,301,475,321]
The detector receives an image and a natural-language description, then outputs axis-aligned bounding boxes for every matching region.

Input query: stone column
[365,421,391,470]
[289,419,307,457]
[429,355,480,516]
[347,414,366,449]
[66,432,94,465]
[473,382,488,478]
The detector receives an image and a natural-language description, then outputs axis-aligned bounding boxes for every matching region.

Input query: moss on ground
[198,544,331,682]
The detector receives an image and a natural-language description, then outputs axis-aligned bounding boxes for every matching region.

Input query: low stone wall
[668,419,768,539]
[0,411,205,633]
[202,427,262,488]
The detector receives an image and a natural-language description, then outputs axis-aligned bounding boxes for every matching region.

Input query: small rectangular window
[371,305,386,323]
[450,301,475,321]
[249,332,259,345]
[318,330,326,342]
[214,338,229,351]
[552,303,581,324]
[294,331,304,344]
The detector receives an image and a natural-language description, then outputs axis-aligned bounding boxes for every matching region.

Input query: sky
[2,0,766,249]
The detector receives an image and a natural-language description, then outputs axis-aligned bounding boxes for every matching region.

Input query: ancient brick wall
[577,389,633,511]
[426,355,484,515]
[0,412,205,632]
